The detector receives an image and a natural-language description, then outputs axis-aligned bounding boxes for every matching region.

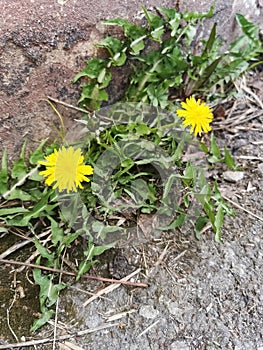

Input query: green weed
[1,5,261,332]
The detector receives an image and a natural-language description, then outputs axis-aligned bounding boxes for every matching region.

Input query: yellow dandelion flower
[176,96,213,137]
[38,146,93,193]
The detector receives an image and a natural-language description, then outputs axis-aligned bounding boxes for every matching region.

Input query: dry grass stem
[0,323,119,349]
[104,309,137,322]
[223,196,263,222]
[138,320,160,337]
[83,268,143,306]
[0,259,147,288]
[0,229,51,260]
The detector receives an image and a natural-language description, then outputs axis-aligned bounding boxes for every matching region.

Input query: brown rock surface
[0,0,262,160]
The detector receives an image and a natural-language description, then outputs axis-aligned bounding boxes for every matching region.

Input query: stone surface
[0,0,262,160]
[139,304,159,319]
[223,171,245,182]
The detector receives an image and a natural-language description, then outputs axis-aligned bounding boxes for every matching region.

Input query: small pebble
[258,163,263,174]
[223,171,244,183]
[139,305,159,319]
[170,340,190,350]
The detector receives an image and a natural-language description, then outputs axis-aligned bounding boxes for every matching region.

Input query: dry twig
[83,268,143,306]
[0,259,147,288]
[0,323,119,349]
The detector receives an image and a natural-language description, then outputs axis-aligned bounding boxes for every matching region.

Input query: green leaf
[192,56,222,91]
[97,37,124,54]
[156,7,178,21]
[183,162,196,180]
[199,141,209,154]
[33,267,66,307]
[195,216,209,240]
[28,191,57,217]
[159,213,186,230]
[34,237,54,265]
[104,18,146,43]
[210,133,221,159]
[73,58,107,82]
[162,174,178,198]
[4,189,33,201]
[50,217,64,246]
[0,207,29,216]
[214,203,224,243]
[130,35,147,55]
[6,190,57,227]
[224,147,236,170]
[30,309,54,332]
[236,13,260,42]
[76,260,98,280]
[46,282,67,307]
[201,23,217,57]
[79,83,108,104]
[29,139,48,165]
[0,149,8,195]
[111,51,127,66]
[93,244,115,256]
[97,37,127,66]
[11,142,28,180]
[182,6,214,21]
[62,231,80,246]
[135,123,151,135]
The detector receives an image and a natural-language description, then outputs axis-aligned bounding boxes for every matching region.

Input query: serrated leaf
[33,268,66,307]
[34,237,54,264]
[76,58,107,82]
[50,217,64,246]
[46,283,67,307]
[235,13,260,42]
[97,36,124,55]
[79,83,108,104]
[7,190,58,227]
[182,6,214,21]
[30,309,54,332]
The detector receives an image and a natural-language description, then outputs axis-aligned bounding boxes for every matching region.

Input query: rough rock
[223,171,245,182]
[0,0,262,160]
